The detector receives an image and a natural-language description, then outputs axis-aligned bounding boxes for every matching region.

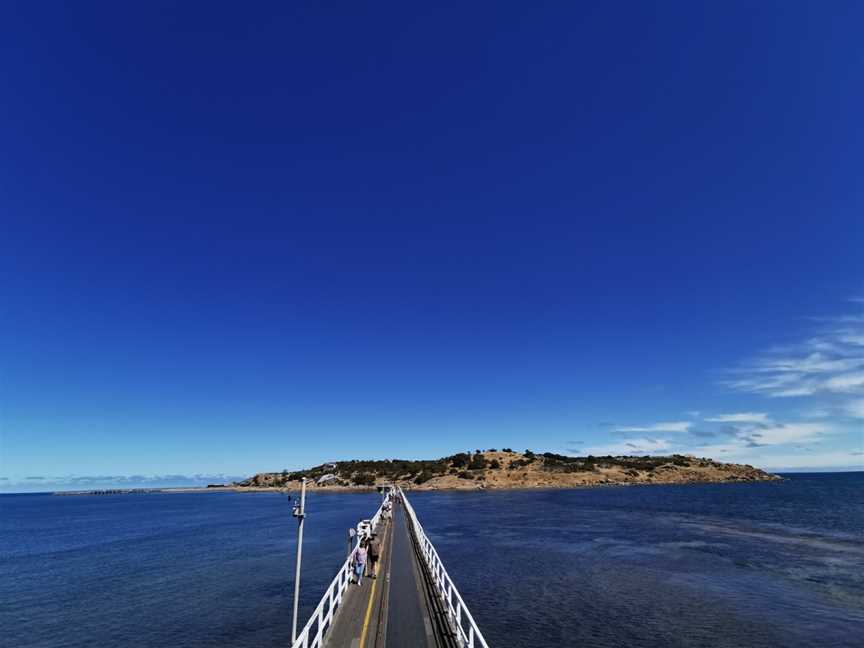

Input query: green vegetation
[237,450,705,488]
[414,471,434,484]
[540,452,694,473]
[449,453,470,468]
[353,472,376,486]
[468,453,488,470]
[239,452,496,487]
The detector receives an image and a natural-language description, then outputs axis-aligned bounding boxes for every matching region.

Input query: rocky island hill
[235,450,780,491]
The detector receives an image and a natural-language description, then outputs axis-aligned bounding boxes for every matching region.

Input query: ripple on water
[2,476,862,647]
[411,475,864,648]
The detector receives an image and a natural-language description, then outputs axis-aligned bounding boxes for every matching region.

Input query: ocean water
[0,491,381,647]
[1,474,862,647]
[410,473,864,648]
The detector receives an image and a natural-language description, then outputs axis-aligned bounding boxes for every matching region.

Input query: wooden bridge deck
[324,499,453,648]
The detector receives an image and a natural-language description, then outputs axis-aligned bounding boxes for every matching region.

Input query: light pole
[347,527,356,559]
[291,478,307,644]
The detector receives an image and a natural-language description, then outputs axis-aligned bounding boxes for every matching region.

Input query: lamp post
[291,477,307,644]
[347,527,356,559]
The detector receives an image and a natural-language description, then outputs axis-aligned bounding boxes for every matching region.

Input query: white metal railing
[290,490,391,648]
[399,487,490,648]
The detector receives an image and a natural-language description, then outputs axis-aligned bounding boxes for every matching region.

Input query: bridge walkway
[324,498,454,648]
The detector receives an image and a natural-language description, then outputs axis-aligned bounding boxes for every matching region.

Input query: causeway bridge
[291,488,489,648]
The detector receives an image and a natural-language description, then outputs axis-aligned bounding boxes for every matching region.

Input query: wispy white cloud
[683,446,862,470]
[682,421,839,469]
[838,332,864,346]
[582,437,671,456]
[585,420,832,460]
[581,299,863,470]
[686,441,745,457]
[824,371,864,393]
[749,353,862,374]
[581,414,849,470]
[693,421,829,450]
[704,412,770,423]
[616,421,691,433]
[723,306,864,399]
[725,450,863,471]
[740,422,827,445]
[843,398,864,419]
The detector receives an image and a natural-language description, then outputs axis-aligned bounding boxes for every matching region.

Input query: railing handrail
[290,490,391,648]
[398,487,490,648]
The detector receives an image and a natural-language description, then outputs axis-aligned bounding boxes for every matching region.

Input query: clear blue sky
[2,1,862,491]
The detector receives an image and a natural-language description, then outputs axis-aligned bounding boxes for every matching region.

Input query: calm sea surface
[2,473,862,647]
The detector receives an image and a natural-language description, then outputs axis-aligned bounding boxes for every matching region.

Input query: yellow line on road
[358,573,377,648]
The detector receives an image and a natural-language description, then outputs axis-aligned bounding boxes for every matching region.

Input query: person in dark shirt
[368,534,381,578]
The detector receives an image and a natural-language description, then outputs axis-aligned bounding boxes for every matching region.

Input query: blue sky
[2,2,862,491]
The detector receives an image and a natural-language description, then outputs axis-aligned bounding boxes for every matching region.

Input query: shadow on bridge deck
[324,499,457,648]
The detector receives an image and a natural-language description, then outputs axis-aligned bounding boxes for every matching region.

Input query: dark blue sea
[2,474,862,647]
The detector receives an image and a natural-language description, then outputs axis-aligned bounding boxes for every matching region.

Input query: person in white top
[353,540,368,586]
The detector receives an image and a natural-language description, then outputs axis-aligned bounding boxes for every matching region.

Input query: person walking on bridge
[353,539,368,586]
[368,533,381,579]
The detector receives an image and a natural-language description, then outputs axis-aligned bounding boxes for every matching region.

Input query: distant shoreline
[22,469,860,497]
[46,478,792,497]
